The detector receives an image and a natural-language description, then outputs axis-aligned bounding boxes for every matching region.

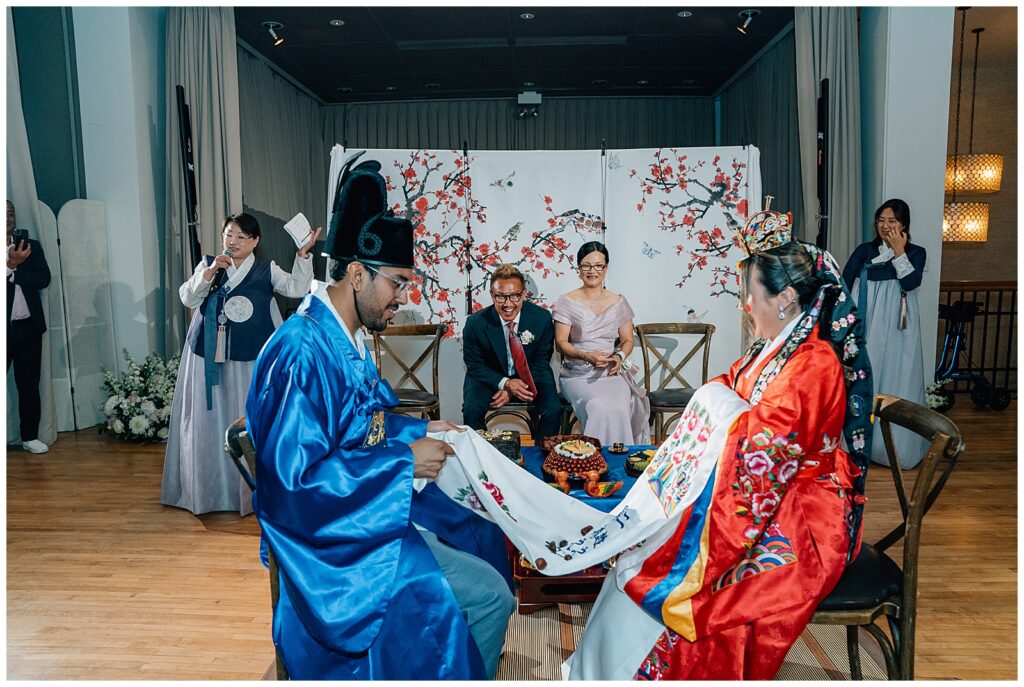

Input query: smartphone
[11,229,28,246]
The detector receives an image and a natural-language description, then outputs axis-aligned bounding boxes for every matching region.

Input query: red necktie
[507,321,537,396]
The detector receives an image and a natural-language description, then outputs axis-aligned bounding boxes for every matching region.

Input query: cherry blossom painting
[328,145,761,419]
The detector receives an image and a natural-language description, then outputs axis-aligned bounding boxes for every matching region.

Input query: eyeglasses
[364,264,412,295]
[579,263,607,272]
[491,291,524,304]
[222,232,254,242]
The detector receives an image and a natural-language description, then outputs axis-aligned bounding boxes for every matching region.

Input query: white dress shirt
[7,244,30,322]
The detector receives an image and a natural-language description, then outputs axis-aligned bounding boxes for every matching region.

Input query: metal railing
[936,281,1017,393]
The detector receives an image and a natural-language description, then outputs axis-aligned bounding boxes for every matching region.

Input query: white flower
[519,330,535,345]
[140,400,157,417]
[157,427,169,440]
[128,415,150,434]
[104,395,122,415]
[110,418,125,434]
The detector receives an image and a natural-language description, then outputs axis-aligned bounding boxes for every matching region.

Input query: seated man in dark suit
[462,263,561,443]
[7,200,52,454]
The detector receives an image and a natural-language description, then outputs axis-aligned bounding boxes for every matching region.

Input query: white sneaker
[21,439,49,454]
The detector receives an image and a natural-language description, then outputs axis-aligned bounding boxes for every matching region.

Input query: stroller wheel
[971,381,993,408]
[990,388,1012,411]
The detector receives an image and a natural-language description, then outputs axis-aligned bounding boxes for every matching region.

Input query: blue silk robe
[246,294,501,679]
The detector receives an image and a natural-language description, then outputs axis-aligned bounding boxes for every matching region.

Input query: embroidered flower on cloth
[519,330,535,345]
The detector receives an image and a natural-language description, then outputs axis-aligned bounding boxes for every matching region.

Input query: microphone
[210,247,233,291]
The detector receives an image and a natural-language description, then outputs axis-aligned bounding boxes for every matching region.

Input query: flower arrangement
[101,349,179,442]
[926,378,954,412]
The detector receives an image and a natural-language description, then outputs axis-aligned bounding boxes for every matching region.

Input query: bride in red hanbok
[564,205,875,680]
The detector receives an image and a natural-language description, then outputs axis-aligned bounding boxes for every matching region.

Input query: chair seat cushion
[394,389,439,406]
[648,388,696,409]
[816,544,903,611]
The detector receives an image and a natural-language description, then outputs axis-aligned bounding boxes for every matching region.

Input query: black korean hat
[322,150,414,269]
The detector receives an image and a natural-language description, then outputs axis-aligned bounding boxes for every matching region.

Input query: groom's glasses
[364,264,412,296]
[491,291,524,304]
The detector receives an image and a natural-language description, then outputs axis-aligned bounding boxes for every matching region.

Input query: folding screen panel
[331,146,761,420]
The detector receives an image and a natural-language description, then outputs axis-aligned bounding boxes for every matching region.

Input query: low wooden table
[512,553,607,614]
[510,444,655,614]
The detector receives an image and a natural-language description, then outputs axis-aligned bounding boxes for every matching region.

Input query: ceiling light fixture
[263,21,284,46]
[523,81,535,87]
[943,8,994,243]
[329,19,345,27]
[677,11,693,18]
[520,13,535,20]
[425,82,441,89]
[682,79,699,87]
[591,79,608,86]
[637,79,649,86]
[336,87,353,94]
[736,9,759,35]
[945,22,1003,195]
[385,86,398,93]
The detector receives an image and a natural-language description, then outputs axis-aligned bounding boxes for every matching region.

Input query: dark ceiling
[234,6,794,103]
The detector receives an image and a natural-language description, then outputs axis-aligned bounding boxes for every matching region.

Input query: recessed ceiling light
[637,79,649,86]
[523,81,535,87]
[385,86,398,92]
[336,86,353,93]
[520,13,535,20]
[424,82,441,89]
[677,11,693,18]
[682,79,699,87]
[591,79,609,86]
[329,19,345,27]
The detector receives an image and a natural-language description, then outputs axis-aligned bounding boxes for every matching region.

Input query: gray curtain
[6,8,58,444]
[323,96,714,151]
[237,47,328,240]
[720,28,802,225]
[164,7,243,354]
[795,7,862,262]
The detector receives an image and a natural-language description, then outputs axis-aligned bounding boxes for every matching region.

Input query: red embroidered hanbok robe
[629,325,861,680]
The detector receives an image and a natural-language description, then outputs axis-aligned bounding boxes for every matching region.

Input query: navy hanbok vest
[186,257,275,361]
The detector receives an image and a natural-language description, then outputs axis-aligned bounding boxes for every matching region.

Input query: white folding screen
[331,146,761,421]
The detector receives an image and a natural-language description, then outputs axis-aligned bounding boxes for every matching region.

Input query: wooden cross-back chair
[810,393,963,680]
[634,322,715,442]
[224,417,288,681]
[372,323,448,420]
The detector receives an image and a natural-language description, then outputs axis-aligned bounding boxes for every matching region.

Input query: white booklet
[283,212,312,249]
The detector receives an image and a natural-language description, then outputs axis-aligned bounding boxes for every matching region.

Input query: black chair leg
[886,614,905,679]
[846,625,863,680]
[863,621,899,680]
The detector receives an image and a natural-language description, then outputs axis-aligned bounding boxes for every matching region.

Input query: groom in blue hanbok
[245,154,514,680]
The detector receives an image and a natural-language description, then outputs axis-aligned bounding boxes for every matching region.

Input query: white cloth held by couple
[423,382,751,679]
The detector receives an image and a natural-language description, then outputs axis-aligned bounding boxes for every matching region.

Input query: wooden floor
[6,400,1018,680]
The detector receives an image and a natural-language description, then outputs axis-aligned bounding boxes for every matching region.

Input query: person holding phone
[6,200,52,454]
[842,198,928,468]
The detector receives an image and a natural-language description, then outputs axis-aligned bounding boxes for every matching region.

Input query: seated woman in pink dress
[553,241,650,446]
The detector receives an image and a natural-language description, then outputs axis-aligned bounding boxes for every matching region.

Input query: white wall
[859,6,954,379]
[72,6,167,364]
